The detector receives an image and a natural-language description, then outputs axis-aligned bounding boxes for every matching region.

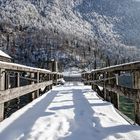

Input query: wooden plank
[91,61,140,73]
[0,80,53,104]
[0,61,51,74]
[92,82,139,100]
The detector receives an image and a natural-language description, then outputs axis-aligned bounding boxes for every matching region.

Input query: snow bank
[0,50,11,59]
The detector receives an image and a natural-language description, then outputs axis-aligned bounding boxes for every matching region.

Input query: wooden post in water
[0,69,5,121]
[133,71,140,125]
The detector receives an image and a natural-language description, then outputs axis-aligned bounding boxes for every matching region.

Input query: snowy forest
[0,0,140,70]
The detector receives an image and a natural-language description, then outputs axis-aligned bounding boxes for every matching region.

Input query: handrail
[91,61,140,73]
[0,61,63,121]
[82,61,140,125]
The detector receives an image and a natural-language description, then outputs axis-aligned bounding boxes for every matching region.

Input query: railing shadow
[64,88,140,140]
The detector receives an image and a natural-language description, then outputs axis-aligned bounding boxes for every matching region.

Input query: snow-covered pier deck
[0,82,140,140]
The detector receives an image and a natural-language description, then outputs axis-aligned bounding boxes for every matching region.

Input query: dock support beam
[0,69,5,121]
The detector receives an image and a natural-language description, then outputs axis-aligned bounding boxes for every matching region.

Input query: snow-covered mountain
[0,0,140,68]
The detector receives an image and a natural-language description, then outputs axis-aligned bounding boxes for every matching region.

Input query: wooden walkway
[0,82,140,140]
[0,60,140,139]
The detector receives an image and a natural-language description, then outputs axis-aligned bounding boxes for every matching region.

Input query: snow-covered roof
[0,50,11,59]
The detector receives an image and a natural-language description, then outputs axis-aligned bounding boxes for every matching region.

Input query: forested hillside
[0,0,140,70]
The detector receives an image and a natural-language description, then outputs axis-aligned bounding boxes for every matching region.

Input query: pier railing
[82,61,140,125]
[0,61,63,121]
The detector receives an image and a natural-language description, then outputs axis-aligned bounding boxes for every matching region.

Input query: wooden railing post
[134,93,140,125]
[109,72,119,109]
[91,73,94,90]
[46,74,50,91]
[4,71,10,117]
[30,73,36,100]
[85,73,88,85]
[133,71,140,125]
[91,72,96,91]
[0,69,5,121]
[36,72,40,97]
[16,72,20,108]
[133,71,140,89]
[49,73,52,90]
[5,71,10,89]
[103,72,108,100]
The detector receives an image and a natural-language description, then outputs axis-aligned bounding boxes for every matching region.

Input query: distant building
[0,50,12,62]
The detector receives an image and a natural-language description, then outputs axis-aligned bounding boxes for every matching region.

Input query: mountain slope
[0,0,140,68]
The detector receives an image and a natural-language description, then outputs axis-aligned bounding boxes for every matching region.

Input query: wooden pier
[0,61,63,121]
[82,61,140,125]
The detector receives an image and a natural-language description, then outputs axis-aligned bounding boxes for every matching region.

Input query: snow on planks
[0,82,140,140]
